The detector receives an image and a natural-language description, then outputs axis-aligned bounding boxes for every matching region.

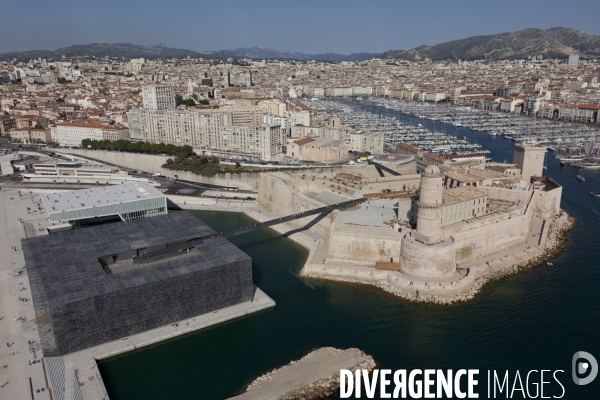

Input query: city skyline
[2,0,600,54]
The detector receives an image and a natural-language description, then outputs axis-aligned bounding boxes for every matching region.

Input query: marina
[366,97,600,153]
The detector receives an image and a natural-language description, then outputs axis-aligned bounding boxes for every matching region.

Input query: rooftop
[443,186,486,206]
[22,212,249,310]
[445,169,485,183]
[41,182,163,213]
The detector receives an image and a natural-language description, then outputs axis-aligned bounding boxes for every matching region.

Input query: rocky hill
[0,43,238,61]
[232,46,376,61]
[379,27,600,61]
[0,43,375,62]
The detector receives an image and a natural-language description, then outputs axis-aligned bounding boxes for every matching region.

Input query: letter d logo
[572,351,598,385]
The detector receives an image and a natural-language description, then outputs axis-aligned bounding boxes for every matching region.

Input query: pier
[228,347,375,400]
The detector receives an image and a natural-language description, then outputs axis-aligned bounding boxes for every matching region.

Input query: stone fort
[257,143,564,294]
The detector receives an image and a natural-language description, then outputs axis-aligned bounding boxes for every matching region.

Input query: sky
[1,0,600,55]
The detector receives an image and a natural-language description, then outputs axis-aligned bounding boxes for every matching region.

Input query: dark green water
[99,103,600,399]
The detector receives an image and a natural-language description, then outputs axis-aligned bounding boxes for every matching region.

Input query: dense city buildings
[1,50,597,162]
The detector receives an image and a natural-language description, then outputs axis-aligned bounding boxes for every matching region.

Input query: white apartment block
[329,87,353,97]
[127,109,232,149]
[426,92,446,102]
[55,122,128,147]
[345,131,384,154]
[257,99,287,117]
[215,124,284,161]
[287,110,310,127]
[567,54,579,67]
[307,87,325,98]
[263,115,291,136]
[142,85,176,110]
[523,97,544,116]
[352,87,373,96]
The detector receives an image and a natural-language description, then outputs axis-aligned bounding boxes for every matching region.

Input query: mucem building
[22,211,254,357]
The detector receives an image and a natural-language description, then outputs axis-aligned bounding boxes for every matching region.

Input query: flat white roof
[41,182,165,213]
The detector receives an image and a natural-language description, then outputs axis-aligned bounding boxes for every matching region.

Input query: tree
[180,98,196,107]
[56,97,64,102]
[180,145,193,155]
[235,162,241,169]
[210,156,219,164]
[33,124,45,129]
[166,158,174,165]
[198,99,209,105]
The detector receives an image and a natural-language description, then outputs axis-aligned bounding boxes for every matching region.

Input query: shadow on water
[98,102,600,400]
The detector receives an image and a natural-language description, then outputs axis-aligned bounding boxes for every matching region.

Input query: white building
[263,115,291,137]
[55,122,128,147]
[287,110,311,127]
[523,97,544,116]
[567,54,579,68]
[142,85,176,110]
[345,131,384,154]
[352,87,373,96]
[307,87,324,98]
[216,124,284,161]
[329,87,353,97]
[128,109,232,149]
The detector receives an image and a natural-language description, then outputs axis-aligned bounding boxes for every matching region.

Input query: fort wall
[325,224,401,265]
[257,174,334,236]
[399,236,456,278]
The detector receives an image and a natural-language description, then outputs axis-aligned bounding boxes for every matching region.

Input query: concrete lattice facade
[22,212,254,357]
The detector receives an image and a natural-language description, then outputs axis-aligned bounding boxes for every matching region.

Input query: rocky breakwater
[229,347,375,400]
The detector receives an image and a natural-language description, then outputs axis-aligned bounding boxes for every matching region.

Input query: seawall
[228,347,375,400]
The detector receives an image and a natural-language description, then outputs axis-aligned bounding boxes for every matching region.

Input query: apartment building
[306,87,324,98]
[345,131,384,154]
[55,122,129,147]
[127,109,233,149]
[9,127,52,143]
[257,99,287,117]
[215,124,284,161]
[287,110,310,127]
[561,104,600,124]
[142,85,176,110]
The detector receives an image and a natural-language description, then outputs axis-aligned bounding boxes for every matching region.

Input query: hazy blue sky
[2,0,599,54]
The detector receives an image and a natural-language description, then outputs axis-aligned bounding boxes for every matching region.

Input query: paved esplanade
[0,190,51,399]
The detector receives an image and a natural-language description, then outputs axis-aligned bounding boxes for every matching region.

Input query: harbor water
[98,102,600,399]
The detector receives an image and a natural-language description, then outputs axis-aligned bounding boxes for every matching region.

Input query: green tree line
[81,139,193,156]
[163,155,221,177]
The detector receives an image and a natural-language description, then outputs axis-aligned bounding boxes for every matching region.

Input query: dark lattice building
[22,212,253,357]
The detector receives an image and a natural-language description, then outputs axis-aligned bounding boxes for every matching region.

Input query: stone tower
[416,165,444,242]
[400,164,456,279]
[513,143,545,183]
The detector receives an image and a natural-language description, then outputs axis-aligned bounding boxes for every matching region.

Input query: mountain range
[1,27,599,62]
[380,27,600,61]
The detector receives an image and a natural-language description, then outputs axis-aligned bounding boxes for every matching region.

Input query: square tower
[513,143,545,182]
